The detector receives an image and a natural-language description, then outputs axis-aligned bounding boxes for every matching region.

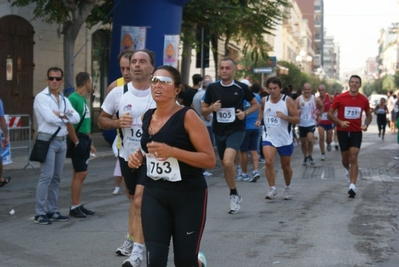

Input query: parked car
[368,94,387,110]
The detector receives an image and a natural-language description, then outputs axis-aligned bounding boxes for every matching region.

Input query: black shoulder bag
[30,127,61,163]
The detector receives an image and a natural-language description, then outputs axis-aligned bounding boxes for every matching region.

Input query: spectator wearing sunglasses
[33,67,80,225]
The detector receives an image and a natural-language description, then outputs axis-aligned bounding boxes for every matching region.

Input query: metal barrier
[5,114,34,169]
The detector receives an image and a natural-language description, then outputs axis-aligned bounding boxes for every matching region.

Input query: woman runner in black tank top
[128,65,215,267]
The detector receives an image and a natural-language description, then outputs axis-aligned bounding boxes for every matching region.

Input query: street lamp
[296,50,312,71]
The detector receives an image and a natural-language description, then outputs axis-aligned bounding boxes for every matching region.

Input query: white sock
[71,204,80,210]
[114,186,120,190]
[285,185,290,189]
[349,183,356,190]
[270,186,276,191]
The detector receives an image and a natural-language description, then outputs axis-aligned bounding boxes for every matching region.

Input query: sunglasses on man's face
[48,77,62,81]
[151,76,174,85]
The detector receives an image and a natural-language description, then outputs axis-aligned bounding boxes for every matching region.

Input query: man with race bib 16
[327,75,372,198]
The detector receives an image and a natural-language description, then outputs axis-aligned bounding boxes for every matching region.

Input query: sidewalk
[4,132,114,170]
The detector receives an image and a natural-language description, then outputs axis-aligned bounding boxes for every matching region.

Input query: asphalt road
[1,121,399,267]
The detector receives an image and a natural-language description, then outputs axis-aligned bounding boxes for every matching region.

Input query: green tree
[61,0,289,84]
[394,70,399,89]
[362,78,384,95]
[362,81,375,96]
[9,0,101,90]
[235,53,275,84]
[382,75,395,93]
[180,0,289,82]
[330,82,343,94]
[11,0,289,86]
[276,61,309,90]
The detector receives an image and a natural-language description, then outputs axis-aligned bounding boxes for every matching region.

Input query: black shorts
[298,125,316,138]
[214,131,245,160]
[337,131,362,152]
[71,135,91,172]
[119,156,147,195]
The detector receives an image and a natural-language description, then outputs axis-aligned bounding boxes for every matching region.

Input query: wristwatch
[59,112,64,118]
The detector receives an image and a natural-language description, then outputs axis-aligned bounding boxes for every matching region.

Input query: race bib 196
[344,107,361,119]
[264,115,280,127]
[146,154,182,182]
[216,107,235,123]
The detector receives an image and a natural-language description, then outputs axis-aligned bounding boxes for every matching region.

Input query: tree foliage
[9,0,101,90]
[276,61,311,91]
[382,75,395,92]
[363,75,398,97]
[235,53,275,84]
[275,61,341,94]
[10,0,290,86]
[181,0,289,78]
[394,70,399,89]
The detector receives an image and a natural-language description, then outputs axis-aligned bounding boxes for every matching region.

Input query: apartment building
[296,0,324,72]
[323,35,340,79]
[377,23,399,78]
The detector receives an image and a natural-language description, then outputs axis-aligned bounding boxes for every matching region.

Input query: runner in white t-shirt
[98,49,156,267]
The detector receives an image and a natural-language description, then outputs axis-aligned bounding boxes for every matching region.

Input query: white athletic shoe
[116,237,133,256]
[198,251,207,267]
[122,251,143,267]
[283,187,292,200]
[112,187,120,195]
[228,194,242,214]
[265,188,277,200]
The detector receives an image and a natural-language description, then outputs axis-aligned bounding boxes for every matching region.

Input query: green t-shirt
[68,92,91,134]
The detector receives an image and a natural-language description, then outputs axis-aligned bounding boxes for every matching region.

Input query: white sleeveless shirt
[298,95,317,127]
[263,95,293,147]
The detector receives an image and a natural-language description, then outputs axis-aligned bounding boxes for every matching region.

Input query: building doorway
[0,15,34,123]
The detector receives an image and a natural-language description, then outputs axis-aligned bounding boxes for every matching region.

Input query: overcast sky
[323,0,399,75]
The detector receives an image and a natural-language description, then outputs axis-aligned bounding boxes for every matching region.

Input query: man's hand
[90,144,97,154]
[2,136,8,149]
[211,100,221,112]
[276,111,284,119]
[119,112,133,128]
[339,120,350,129]
[236,109,246,120]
